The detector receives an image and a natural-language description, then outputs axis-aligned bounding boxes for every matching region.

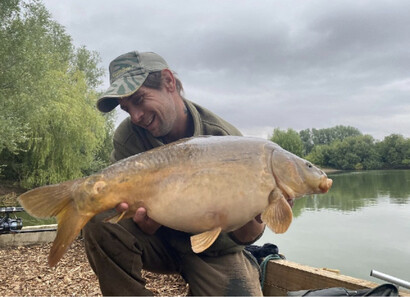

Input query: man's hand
[231,214,265,244]
[116,203,161,235]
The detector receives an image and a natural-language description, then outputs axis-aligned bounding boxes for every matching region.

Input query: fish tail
[18,180,79,218]
[49,200,90,266]
[18,179,91,267]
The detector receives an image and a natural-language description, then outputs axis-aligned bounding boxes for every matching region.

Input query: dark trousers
[83,210,262,296]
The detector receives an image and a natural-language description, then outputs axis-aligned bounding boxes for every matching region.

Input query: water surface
[257,169,410,284]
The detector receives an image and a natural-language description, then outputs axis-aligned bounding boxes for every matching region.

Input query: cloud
[44,0,410,140]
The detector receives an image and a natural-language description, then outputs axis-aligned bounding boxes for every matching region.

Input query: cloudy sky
[43,0,410,140]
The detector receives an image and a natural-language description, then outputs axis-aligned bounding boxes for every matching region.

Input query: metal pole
[370,270,410,290]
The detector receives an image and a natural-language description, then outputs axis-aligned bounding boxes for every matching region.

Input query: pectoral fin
[261,191,293,234]
[105,211,127,224]
[190,227,222,253]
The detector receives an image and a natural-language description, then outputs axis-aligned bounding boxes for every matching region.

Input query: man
[83,51,265,296]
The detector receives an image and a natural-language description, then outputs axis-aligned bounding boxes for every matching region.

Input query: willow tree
[0,0,112,187]
[0,0,31,157]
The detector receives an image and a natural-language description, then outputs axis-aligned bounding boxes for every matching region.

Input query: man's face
[119,86,177,137]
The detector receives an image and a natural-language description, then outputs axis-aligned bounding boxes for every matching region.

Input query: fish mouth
[319,178,333,193]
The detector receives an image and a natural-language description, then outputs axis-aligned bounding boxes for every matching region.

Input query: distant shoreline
[322,168,342,174]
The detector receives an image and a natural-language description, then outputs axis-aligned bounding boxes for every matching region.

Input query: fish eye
[306,162,313,168]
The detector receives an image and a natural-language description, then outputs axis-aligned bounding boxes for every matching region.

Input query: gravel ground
[0,238,189,296]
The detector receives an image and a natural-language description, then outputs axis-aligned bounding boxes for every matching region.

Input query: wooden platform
[262,259,409,296]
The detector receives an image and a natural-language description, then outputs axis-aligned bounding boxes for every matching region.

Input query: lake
[257,169,410,284]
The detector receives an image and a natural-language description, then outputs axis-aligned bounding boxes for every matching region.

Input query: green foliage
[0,0,113,186]
[17,70,105,186]
[270,128,304,157]
[306,133,410,170]
[300,125,362,155]
[0,1,27,156]
[305,145,332,167]
[377,134,410,169]
[72,46,105,89]
[327,135,381,170]
[82,111,115,176]
[277,125,409,170]
[299,129,314,156]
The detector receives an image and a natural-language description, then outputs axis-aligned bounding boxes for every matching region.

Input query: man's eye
[132,96,143,105]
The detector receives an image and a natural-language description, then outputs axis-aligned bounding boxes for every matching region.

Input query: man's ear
[161,69,176,92]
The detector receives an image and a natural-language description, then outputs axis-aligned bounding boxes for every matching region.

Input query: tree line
[0,0,113,188]
[270,126,410,170]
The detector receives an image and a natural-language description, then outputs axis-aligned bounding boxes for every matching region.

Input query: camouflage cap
[97,51,169,112]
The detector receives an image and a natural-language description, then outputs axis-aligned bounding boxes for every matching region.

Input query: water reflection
[294,170,410,216]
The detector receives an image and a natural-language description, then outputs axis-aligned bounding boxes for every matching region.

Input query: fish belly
[142,161,274,234]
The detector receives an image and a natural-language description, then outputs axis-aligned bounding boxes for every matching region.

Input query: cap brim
[96,72,149,112]
[97,97,121,113]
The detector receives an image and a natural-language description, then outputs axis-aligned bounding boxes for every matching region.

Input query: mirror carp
[18,136,332,266]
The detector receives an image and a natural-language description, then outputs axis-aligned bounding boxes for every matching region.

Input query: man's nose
[128,107,144,124]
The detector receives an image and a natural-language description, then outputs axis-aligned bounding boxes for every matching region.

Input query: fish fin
[261,194,293,234]
[48,202,90,267]
[18,179,80,218]
[190,227,222,253]
[104,210,127,223]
